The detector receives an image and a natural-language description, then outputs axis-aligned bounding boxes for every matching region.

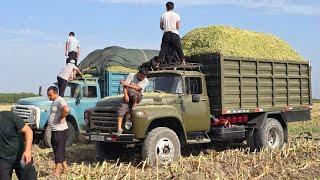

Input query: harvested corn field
[182,26,305,62]
[17,103,320,179]
[0,104,11,111]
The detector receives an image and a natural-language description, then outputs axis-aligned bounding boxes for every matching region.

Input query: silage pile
[182,26,305,62]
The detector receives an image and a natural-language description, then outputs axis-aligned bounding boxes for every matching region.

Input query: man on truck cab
[159,1,185,65]
[57,60,83,97]
[117,69,149,134]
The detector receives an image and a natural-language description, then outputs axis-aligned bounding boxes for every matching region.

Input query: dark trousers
[66,51,78,65]
[0,159,37,180]
[57,76,68,97]
[51,129,68,163]
[159,31,184,64]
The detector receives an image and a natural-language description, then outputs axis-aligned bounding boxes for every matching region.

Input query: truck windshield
[64,84,80,98]
[147,75,183,94]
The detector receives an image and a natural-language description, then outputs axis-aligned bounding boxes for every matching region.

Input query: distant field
[0,104,11,111]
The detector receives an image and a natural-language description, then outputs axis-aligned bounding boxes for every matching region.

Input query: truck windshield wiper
[154,90,166,93]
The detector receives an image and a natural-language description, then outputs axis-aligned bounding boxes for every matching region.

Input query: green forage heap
[182,26,305,62]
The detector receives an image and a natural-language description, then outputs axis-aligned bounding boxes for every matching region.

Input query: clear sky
[0,0,319,98]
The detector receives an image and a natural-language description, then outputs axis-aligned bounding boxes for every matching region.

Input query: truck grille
[91,109,118,133]
[13,106,34,123]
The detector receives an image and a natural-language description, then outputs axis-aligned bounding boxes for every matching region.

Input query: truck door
[183,77,210,132]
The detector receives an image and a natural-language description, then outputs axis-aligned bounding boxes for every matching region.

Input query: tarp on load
[79,46,159,71]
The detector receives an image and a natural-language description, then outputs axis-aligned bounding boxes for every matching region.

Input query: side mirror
[38,85,42,96]
[192,94,200,103]
[75,87,81,105]
[76,93,81,105]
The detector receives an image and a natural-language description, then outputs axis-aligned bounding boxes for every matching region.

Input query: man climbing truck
[85,53,312,165]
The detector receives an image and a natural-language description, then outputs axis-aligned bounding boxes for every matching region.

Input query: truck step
[186,131,211,144]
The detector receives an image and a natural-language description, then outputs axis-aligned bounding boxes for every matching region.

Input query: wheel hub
[156,138,175,163]
[267,127,280,148]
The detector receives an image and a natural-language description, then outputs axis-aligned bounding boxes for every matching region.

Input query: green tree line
[0,93,38,104]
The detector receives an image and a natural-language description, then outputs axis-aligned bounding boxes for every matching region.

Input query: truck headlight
[29,110,36,122]
[124,120,133,130]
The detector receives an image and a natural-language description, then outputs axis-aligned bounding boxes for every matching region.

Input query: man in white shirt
[159,2,185,65]
[57,60,82,97]
[65,32,80,65]
[117,68,149,134]
[47,86,69,176]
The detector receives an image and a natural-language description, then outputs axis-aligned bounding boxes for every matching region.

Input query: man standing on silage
[159,1,185,65]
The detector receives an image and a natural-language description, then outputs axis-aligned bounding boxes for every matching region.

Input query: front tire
[142,127,181,166]
[44,121,77,148]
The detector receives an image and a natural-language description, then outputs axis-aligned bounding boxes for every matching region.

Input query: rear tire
[247,118,284,151]
[142,127,181,166]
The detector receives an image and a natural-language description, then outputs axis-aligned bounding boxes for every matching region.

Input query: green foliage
[182,25,305,61]
[313,99,320,103]
[0,93,38,104]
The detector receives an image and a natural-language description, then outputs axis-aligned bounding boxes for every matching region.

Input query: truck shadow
[59,142,248,166]
[182,141,248,157]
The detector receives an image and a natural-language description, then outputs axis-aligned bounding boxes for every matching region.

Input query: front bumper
[85,132,137,143]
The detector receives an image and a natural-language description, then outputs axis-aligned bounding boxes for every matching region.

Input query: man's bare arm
[75,67,83,77]
[123,86,129,103]
[60,106,69,122]
[121,80,142,91]
[160,21,164,30]
[20,124,33,164]
[176,21,181,30]
[77,47,80,59]
[65,42,69,56]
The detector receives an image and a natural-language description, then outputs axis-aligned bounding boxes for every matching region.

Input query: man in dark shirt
[0,111,37,180]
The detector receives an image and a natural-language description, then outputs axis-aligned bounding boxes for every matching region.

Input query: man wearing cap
[117,69,149,134]
[159,1,185,65]
[57,60,83,97]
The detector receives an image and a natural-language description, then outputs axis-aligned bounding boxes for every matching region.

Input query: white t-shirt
[125,73,149,93]
[48,96,68,131]
[58,63,80,80]
[160,11,181,35]
[66,36,80,53]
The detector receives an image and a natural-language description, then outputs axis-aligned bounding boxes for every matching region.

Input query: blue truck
[11,70,132,147]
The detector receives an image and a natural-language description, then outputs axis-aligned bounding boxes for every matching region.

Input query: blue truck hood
[17,96,76,107]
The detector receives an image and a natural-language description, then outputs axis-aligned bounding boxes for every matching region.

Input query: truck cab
[85,65,213,164]
[12,77,101,147]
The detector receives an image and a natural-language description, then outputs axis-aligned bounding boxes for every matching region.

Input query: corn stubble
[23,104,320,179]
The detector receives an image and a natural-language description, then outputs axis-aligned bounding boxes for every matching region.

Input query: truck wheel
[44,125,52,148]
[249,118,284,151]
[44,121,77,148]
[95,142,124,161]
[66,121,77,147]
[142,127,181,166]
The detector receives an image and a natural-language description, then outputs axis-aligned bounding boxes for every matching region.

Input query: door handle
[201,99,207,101]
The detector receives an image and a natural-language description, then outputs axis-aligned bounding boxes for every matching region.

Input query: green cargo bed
[188,53,312,116]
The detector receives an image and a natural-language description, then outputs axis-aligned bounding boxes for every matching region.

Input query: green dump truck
[84,52,312,165]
